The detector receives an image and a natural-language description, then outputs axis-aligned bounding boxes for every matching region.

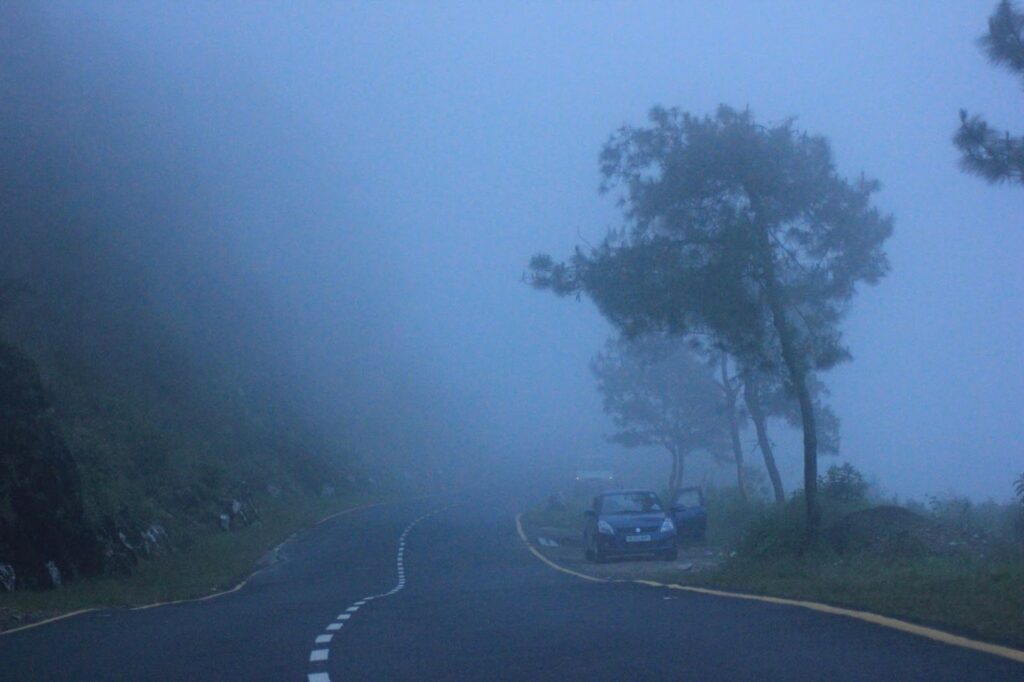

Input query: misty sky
[14,1,1023,500]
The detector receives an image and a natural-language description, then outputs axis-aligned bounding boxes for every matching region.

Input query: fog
[4,2,1021,501]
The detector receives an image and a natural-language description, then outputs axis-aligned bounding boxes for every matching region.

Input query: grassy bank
[0,491,380,630]
[678,553,1024,649]
[521,498,586,532]
[522,491,1024,649]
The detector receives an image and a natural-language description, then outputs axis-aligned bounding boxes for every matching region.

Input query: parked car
[583,490,677,562]
[670,486,707,543]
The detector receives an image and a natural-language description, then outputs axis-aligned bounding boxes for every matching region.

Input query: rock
[320,484,335,498]
[44,560,61,588]
[678,562,694,572]
[139,524,169,556]
[0,342,102,587]
[219,514,231,531]
[0,563,15,592]
[266,484,281,498]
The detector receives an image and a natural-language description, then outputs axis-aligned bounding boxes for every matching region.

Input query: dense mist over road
[3,1,1022,501]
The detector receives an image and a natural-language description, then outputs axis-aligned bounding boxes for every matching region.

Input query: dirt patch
[523,518,725,581]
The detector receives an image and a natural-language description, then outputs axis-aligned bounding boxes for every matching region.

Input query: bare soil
[527,523,725,580]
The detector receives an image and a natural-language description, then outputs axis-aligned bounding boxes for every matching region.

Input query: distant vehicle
[573,469,615,497]
[582,490,677,562]
[670,486,707,543]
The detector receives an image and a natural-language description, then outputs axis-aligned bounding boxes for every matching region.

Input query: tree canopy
[531,105,892,535]
[591,335,728,493]
[955,0,1024,185]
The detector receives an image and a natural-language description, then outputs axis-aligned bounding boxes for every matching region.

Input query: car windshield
[674,490,702,508]
[600,493,662,514]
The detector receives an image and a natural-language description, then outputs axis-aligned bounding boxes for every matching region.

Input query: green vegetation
[955,0,1024,186]
[589,336,728,498]
[1,41,375,595]
[0,491,379,627]
[683,554,1024,648]
[525,466,1024,647]
[530,105,893,536]
[521,497,586,533]
[691,482,1024,646]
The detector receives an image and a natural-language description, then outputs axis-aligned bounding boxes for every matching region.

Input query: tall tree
[716,353,749,502]
[531,106,892,537]
[742,368,841,504]
[590,335,727,497]
[955,0,1024,185]
[740,370,784,503]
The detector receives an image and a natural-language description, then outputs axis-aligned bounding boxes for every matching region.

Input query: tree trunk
[720,355,747,503]
[668,447,679,498]
[743,374,785,504]
[762,272,819,538]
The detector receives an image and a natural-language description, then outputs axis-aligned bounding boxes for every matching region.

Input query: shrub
[703,484,767,547]
[819,463,868,504]
[736,497,810,558]
[927,494,974,530]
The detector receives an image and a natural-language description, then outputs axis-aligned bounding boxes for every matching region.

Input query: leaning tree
[742,368,840,504]
[530,106,891,537]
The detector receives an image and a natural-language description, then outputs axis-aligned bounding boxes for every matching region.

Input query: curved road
[1,491,1021,681]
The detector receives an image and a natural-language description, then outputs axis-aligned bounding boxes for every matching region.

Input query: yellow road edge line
[0,609,98,636]
[514,513,1024,666]
[514,514,608,583]
[659,582,1024,665]
[0,498,397,635]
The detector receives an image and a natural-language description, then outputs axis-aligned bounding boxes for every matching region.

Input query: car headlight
[597,520,615,535]
[660,518,675,533]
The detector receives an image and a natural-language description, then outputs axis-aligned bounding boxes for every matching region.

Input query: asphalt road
[1,489,1021,681]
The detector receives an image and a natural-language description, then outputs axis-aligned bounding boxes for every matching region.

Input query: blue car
[583,490,678,562]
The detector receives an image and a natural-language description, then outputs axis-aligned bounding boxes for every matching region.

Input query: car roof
[596,489,658,496]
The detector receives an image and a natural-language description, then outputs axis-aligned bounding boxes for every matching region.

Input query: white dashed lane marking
[305,507,445,681]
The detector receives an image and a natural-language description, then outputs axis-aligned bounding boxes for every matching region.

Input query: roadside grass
[676,553,1024,649]
[522,492,1024,649]
[521,496,587,533]
[0,492,379,627]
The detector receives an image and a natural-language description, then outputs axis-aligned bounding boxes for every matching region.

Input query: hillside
[0,14,363,591]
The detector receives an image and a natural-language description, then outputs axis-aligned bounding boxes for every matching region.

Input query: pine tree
[955,1,1024,185]
[531,106,892,539]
